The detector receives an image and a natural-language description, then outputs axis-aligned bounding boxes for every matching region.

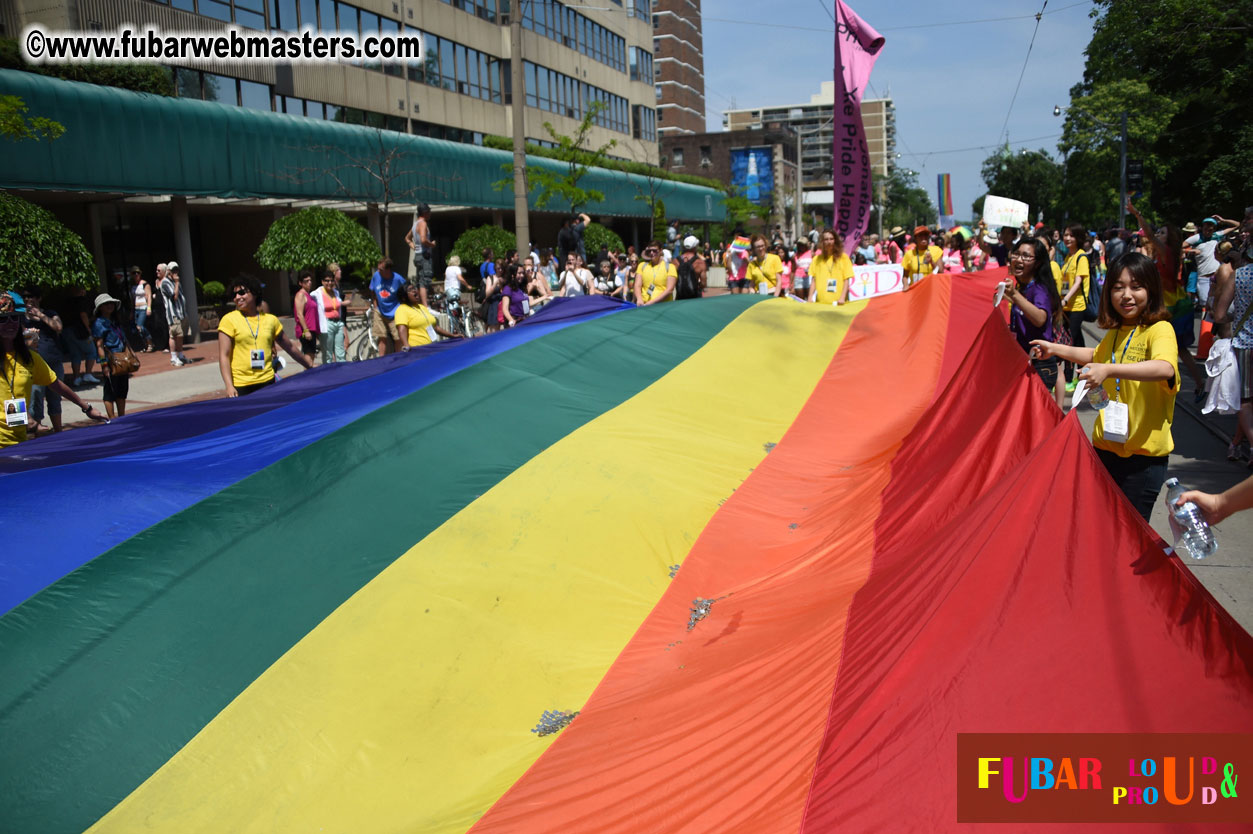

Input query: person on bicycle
[444,255,472,302]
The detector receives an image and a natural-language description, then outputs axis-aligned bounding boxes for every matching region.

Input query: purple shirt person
[1009,279,1054,350]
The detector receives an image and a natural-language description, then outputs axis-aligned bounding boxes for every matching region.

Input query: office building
[651,0,704,138]
[1,0,661,163]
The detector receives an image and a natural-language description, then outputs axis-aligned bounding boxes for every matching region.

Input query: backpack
[1080,252,1100,322]
[675,255,702,300]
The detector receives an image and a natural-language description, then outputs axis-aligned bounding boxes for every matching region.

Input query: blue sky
[701,0,1096,219]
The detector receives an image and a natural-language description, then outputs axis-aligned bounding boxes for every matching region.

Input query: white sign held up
[982,195,1029,230]
[848,264,905,301]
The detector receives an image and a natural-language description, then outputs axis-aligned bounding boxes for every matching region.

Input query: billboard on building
[730,148,774,206]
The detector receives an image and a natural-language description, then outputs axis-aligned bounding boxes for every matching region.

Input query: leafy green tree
[495,101,617,214]
[254,207,381,273]
[583,222,623,256]
[883,167,936,232]
[1063,1,1252,222]
[0,37,175,96]
[450,225,517,277]
[0,95,64,142]
[0,192,96,292]
[978,146,1064,226]
[719,187,770,242]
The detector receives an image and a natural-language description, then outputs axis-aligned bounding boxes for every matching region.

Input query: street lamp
[1054,104,1128,229]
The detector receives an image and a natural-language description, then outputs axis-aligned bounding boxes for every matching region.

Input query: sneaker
[177,352,190,364]
[170,356,185,367]
[1065,380,1077,393]
[81,373,100,384]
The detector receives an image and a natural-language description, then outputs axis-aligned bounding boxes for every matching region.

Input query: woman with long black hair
[1005,237,1063,390]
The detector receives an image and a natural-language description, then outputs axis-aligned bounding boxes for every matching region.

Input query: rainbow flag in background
[3,286,1252,833]
[938,172,954,217]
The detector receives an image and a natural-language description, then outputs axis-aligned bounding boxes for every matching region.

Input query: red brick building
[652,0,705,137]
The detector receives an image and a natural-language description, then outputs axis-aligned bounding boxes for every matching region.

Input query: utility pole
[510,3,529,255]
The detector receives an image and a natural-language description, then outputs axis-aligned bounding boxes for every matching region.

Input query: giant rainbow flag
[3,276,1251,832]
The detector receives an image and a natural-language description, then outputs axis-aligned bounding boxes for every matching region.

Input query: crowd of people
[4,202,1253,531]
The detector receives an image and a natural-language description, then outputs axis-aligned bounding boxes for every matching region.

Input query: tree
[254,207,381,274]
[882,167,936,232]
[450,225,517,276]
[584,222,624,256]
[0,95,64,142]
[0,192,96,292]
[0,37,175,96]
[1063,0,1252,221]
[719,187,771,242]
[978,146,1064,226]
[275,129,446,255]
[495,101,617,214]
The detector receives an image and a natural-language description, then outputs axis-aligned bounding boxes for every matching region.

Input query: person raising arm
[1176,474,1253,526]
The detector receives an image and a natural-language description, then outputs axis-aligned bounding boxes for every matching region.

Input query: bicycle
[430,291,483,339]
[345,307,379,361]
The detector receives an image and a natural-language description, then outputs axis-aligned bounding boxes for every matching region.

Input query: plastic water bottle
[1163,478,1218,560]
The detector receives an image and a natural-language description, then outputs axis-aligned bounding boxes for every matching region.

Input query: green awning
[0,69,724,221]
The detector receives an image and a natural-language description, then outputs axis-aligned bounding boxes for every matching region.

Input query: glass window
[488,57,501,103]
[174,67,200,99]
[424,33,440,87]
[173,0,195,11]
[321,102,337,120]
[359,10,378,33]
[298,0,316,28]
[466,48,480,97]
[672,148,684,166]
[536,64,549,109]
[405,25,423,82]
[239,79,272,110]
[386,115,407,133]
[201,0,233,22]
[521,0,533,30]
[234,2,266,29]
[318,0,335,28]
[271,0,295,29]
[439,37,456,91]
[524,61,537,108]
[203,73,233,104]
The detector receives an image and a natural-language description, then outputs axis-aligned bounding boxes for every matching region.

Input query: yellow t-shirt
[1,351,56,447]
[219,310,284,388]
[810,253,854,304]
[901,244,943,279]
[637,261,677,303]
[1061,251,1090,312]
[1050,260,1064,297]
[1091,321,1179,458]
[746,253,783,293]
[394,303,439,347]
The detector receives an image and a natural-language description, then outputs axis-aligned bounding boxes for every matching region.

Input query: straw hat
[93,292,121,314]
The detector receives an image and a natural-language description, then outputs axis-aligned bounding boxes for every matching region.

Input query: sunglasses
[233,288,250,297]
[0,313,22,324]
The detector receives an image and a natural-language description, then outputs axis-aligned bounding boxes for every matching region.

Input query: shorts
[167,316,185,336]
[1237,347,1253,401]
[235,379,276,397]
[415,252,434,286]
[299,333,318,357]
[67,334,95,364]
[1031,357,1059,390]
[101,372,130,402]
[1170,310,1195,351]
[372,313,400,343]
[727,278,750,290]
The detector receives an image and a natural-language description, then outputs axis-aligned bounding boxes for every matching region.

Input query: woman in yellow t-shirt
[217,274,312,398]
[1059,223,1091,391]
[395,283,456,348]
[807,228,854,305]
[1030,253,1178,520]
[633,241,678,305]
[900,226,943,288]
[0,295,104,446]
[745,234,784,296]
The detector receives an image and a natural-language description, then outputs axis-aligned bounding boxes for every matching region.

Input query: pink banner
[832,0,885,250]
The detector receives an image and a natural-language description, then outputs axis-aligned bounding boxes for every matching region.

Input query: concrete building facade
[2,0,661,163]
[650,0,704,138]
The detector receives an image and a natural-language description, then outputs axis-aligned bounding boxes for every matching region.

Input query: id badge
[250,349,266,369]
[827,278,840,295]
[1103,400,1129,442]
[4,398,27,427]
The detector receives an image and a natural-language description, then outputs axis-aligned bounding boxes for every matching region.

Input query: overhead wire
[997,0,1050,146]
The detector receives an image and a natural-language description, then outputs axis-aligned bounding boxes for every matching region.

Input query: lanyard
[242,312,262,343]
[1111,326,1139,400]
[4,355,16,399]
